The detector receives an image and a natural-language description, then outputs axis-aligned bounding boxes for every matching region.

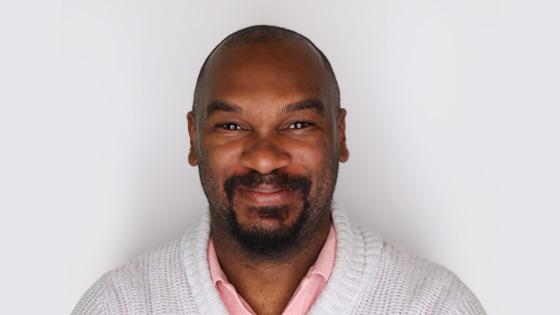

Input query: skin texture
[187,38,349,315]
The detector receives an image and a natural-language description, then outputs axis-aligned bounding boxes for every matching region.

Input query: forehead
[198,39,331,114]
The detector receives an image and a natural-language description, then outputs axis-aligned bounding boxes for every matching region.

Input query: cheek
[200,141,246,181]
[289,141,336,192]
[292,145,328,169]
[289,134,335,170]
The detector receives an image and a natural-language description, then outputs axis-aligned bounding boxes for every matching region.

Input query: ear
[337,108,349,162]
[187,112,198,166]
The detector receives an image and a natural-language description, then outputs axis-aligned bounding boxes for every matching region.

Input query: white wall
[1,0,558,314]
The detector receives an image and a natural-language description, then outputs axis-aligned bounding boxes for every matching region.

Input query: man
[74,25,485,314]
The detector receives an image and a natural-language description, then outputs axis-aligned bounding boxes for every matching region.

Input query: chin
[226,203,310,257]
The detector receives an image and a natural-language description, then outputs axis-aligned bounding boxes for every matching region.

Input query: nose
[240,135,291,175]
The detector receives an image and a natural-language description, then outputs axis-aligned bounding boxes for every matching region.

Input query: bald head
[192,25,340,120]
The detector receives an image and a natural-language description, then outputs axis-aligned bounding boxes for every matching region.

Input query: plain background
[1,0,559,314]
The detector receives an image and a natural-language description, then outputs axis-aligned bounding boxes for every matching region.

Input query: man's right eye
[217,123,242,131]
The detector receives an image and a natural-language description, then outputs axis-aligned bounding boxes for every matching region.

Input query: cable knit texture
[73,209,486,314]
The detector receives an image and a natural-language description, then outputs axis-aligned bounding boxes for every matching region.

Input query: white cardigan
[73,208,485,314]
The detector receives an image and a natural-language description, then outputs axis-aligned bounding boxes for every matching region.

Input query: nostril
[240,143,291,175]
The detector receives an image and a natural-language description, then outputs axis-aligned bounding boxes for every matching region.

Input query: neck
[211,213,331,315]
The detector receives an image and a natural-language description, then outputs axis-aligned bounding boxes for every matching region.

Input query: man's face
[188,39,348,257]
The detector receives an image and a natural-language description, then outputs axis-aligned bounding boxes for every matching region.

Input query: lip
[236,185,295,206]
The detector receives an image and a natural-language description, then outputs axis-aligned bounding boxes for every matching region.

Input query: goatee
[221,170,313,258]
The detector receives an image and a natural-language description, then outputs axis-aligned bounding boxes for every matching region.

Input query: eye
[217,123,242,131]
[288,121,313,129]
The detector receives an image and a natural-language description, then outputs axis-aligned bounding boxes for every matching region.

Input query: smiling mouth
[236,185,296,207]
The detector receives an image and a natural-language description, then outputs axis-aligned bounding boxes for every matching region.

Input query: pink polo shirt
[207,226,336,315]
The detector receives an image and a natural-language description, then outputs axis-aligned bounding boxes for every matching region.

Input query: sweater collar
[309,209,383,314]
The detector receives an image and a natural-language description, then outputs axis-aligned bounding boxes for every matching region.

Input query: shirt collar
[207,237,229,285]
[308,225,337,281]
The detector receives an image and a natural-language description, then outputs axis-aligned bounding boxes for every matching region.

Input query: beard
[225,202,310,257]
[221,170,315,258]
[198,157,339,259]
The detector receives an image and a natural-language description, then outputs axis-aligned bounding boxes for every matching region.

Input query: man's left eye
[288,121,312,129]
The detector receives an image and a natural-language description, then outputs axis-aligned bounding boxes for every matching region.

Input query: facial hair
[221,170,313,258]
[197,148,340,259]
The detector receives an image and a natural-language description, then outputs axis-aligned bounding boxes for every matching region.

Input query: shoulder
[358,237,485,314]
[72,237,191,314]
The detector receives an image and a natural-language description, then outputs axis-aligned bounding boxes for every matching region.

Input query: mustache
[223,170,312,202]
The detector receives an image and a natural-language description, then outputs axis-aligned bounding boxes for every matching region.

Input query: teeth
[254,188,283,193]
[239,185,292,194]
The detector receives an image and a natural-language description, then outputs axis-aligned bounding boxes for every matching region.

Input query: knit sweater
[73,209,485,314]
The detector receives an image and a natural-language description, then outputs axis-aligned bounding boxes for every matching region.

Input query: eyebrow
[284,99,325,114]
[204,98,326,118]
[206,100,242,117]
